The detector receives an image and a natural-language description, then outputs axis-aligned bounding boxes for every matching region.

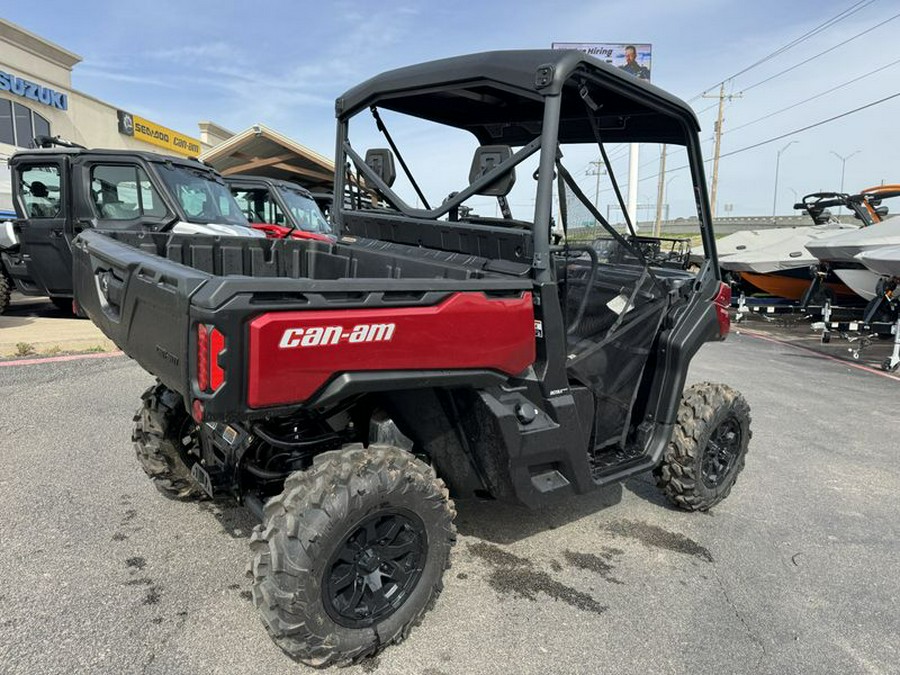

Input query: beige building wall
[0,18,212,210]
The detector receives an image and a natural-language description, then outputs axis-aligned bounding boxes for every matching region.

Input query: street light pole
[663,175,679,226]
[772,141,797,222]
[830,150,861,216]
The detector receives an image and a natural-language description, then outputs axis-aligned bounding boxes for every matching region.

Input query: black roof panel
[9,147,209,169]
[337,50,699,145]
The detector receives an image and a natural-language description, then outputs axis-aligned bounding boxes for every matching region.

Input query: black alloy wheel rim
[701,416,743,489]
[323,510,427,628]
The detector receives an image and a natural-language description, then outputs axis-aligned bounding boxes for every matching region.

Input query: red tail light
[196,324,226,393]
[209,328,225,390]
[191,399,204,424]
[714,282,731,339]
[197,324,209,391]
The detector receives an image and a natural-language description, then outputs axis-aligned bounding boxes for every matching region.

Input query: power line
[687,0,879,102]
[726,55,900,134]
[720,90,900,158]
[635,88,900,185]
[741,11,900,93]
[724,0,877,83]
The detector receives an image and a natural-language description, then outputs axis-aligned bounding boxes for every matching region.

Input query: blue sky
[4,0,899,218]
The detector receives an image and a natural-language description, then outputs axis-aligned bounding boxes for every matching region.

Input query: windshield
[279,188,332,234]
[158,165,250,227]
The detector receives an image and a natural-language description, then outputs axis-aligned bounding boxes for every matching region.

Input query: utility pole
[703,83,741,220]
[654,144,667,237]
[627,144,639,231]
[587,160,605,226]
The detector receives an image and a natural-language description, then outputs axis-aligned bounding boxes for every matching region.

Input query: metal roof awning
[199,124,334,190]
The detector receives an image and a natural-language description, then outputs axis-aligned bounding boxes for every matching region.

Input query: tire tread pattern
[250,444,456,668]
[131,382,205,500]
[655,382,752,511]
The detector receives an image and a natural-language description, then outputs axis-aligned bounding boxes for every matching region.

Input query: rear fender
[644,272,722,428]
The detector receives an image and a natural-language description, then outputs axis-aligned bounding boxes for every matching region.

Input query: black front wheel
[655,382,752,511]
[250,444,456,667]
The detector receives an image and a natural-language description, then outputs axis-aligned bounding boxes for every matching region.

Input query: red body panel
[246,292,535,408]
[250,222,334,242]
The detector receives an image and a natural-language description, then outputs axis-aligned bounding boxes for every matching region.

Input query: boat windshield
[158,165,250,227]
[280,188,332,234]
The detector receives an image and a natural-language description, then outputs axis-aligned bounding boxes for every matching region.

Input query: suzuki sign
[0,69,68,110]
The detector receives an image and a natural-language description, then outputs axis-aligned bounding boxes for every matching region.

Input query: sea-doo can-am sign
[0,69,68,110]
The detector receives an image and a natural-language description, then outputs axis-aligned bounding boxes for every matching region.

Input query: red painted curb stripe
[0,351,124,367]
[738,329,900,382]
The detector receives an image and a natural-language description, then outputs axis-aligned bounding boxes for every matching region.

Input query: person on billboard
[619,45,650,80]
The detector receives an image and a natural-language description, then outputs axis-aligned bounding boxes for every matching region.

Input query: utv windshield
[279,188,332,234]
[158,165,250,227]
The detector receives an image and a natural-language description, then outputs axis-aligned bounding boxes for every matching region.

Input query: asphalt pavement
[0,333,897,675]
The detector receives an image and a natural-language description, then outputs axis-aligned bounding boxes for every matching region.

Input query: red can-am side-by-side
[73,50,752,667]
[225,174,335,242]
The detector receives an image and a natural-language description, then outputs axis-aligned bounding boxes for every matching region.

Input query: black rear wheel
[655,382,752,511]
[131,382,206,500]
[250,444,456,667]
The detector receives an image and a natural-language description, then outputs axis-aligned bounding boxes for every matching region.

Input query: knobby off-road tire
[250,444,456,668]
[0,268,11,315]
[132,382,206,500]
[655,382,752,511]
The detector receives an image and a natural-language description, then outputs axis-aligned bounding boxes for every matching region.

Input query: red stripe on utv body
[246,291,535,408]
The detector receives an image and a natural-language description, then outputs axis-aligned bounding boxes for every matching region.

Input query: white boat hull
[856,245,900,278]
[833,268,880,301]
[719,224,854,274]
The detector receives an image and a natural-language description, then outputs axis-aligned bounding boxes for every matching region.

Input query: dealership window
[90,165,168,220]
[0,99,52,147]
[19,165,62,218]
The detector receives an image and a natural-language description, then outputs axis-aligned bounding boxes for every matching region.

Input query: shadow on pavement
[622,474,675,509]
[454,483,623,544]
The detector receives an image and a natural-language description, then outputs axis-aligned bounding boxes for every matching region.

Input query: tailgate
[72,229,208,398]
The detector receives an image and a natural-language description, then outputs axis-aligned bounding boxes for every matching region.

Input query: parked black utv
[0,147,257,314]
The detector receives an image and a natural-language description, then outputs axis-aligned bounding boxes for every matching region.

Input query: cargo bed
[72,230,535,420]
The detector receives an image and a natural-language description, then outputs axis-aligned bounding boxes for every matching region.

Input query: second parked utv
[74,50,751,667]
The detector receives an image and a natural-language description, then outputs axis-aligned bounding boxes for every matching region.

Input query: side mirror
[469,145,516,196]
[364,149,396,188]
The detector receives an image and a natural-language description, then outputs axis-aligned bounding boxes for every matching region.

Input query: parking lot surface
[1,333,897,674]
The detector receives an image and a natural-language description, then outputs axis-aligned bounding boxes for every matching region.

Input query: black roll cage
[332,51,720,281]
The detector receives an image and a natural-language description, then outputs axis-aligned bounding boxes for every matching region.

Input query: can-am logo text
[279,323,396,348]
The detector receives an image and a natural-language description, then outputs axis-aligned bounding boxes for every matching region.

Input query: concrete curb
[0,315,115,357]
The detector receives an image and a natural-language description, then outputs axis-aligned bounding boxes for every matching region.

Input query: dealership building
[0,18,333,211]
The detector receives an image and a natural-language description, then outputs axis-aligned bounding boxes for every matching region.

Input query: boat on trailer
[804,186,900,302]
